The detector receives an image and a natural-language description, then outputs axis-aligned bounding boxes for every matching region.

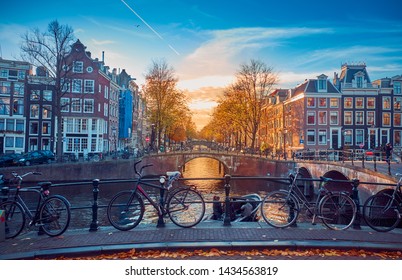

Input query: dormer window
[356,76,363,88]
[317,74,327,92]
[394,81,401,94]
[353,71,365,88]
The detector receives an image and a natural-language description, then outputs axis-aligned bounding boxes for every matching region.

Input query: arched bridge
[5,151,399,202]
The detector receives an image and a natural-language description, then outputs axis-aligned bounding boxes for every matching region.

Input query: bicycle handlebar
[134,160,153,176]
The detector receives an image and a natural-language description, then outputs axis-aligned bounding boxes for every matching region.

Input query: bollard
[157,176,166,228]
[362,154,365,168]
[373,155,377,171]
[351,178,361,229]
[89,179,100,231]
[223,174,232,226]
[0,210,5,242]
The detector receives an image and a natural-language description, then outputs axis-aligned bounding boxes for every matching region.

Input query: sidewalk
[1,220,402,260]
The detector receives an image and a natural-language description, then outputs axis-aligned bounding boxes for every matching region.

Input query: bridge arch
[180,155,230,174]
[322,170,352,192]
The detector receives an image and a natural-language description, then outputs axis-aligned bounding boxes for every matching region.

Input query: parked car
[0,153,22,167]
[39,150,56,161]
[17,151,54,166]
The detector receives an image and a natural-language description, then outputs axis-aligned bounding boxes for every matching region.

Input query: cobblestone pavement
[1,221,402,260]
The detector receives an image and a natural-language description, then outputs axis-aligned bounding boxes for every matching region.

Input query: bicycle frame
[9,188,46,225]
[286,172,331,222]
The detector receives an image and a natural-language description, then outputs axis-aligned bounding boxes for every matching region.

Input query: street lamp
[112,127,117,159]
[283,129,287,160]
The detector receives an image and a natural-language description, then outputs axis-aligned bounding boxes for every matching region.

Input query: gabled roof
[305,79,340,93]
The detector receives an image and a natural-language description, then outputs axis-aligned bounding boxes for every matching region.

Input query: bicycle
[107,160,205,230]
[362,173,402,232]
[261,169,357,230]
[0,171,71,238]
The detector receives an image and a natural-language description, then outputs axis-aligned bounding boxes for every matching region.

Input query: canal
[46,157,283,229]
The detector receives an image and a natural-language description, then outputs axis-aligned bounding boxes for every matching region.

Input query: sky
[1,0,402,130]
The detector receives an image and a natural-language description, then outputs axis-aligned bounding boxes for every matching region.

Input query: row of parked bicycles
[1,160,402,239]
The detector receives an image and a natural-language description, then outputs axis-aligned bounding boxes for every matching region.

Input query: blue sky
[1,0,401,128]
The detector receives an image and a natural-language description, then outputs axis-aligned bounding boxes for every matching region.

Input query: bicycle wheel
[167,187,205,228]
[319,192,356,230]
[0,201,25,238]
[261,190,299,228]
[107,190,144,231]
[363,193,400,232]
[39,195,71,237]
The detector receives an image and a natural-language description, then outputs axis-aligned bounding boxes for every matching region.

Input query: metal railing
[2,173,399,235]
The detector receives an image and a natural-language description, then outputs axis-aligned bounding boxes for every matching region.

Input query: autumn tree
[234,59,278,149]
[20,20,75,161]
[143,59,192,149]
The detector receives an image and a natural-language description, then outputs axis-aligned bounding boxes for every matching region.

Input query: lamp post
[283,129,287,160]
[112,127,117,159]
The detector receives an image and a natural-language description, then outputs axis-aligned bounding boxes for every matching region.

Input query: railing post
[351,178,361,229]
[373,154,377,171]
[223,174,232,226]
[157,176,166,228]
[362,153,365,168]
[89,179,100,232]
[388,160,391,176]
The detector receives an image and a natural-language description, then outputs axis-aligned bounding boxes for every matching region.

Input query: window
[0,81,11,94]
[13,99,24,115]
[383,112,391,126]
[383,97,391,110]
[318,98,327,108]
[73,61,83,73]
[330,112,338,125]
[104,86,109,99]
[6,119,14,130]
[367,112,375,126]
[307,97,315,107]
[72,79,82,93]
[318,79,327,91]
[367,97,375,109]
[30,105,39,118]
[18,70,25,80]
[61,79,70,92]
[356,129,364,146]
[84,99,94,113]
[344,97,353,108]
[92,119,97,131]
[29,138,38,151]
[15,137,23,148]
[0,69,7,78]
[61,98,70,112]
[42,122,51,135]
[356,76,363,88]
[16,120,24,132]
[394,113,402,127]
[29,121,39,134]
[13,83,24,96]
[5,137,13,147]
[307,130,315,145]
[71,98,81,112]
[329,98,338,108]
[318,111,327,125]
[355,97,364,109]
[344,111,353,125]
[355,111,364,125]
[86,66,93,73]
[42,105,51,119]
[84,80,95,93]
[318,130,327,145]
[344,129,353,145]
[8,70,18,81]
[394,97,401,111]
[43,90,52,101]
[394,82,401,94]
[394,130,401,147]
[307,111,315,125]
[104,103,108,116]
[30,90,40,100]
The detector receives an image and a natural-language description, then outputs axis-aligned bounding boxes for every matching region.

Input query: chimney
[102,51,105,62]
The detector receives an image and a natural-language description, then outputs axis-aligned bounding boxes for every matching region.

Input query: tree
[142,59,192,149]
[20,20,75,161]
[234,59,278,149]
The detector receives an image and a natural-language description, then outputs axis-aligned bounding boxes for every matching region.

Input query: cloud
[91,39,116,45]
[178,27,333,80]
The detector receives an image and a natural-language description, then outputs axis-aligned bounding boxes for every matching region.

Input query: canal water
[50,157,283,229]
